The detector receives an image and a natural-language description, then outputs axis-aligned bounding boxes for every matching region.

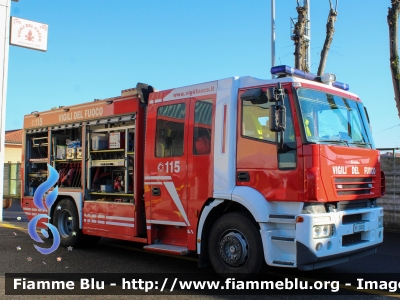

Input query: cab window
[155,103,186,157]
[242,100,275,142]
[193,100,213,155]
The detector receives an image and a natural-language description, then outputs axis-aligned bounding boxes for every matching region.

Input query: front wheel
[208,212,264,275]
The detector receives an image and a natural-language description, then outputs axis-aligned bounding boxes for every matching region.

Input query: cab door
[145,100,190,228]
[237,84,302,201]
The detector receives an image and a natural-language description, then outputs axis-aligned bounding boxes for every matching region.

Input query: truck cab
[206,66,384,272]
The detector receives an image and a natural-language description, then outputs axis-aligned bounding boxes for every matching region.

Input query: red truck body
[21,66,384,273]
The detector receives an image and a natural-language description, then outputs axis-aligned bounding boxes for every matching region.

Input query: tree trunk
[388,1,400,118]
[293,5,309,71]
[318,8,338,76]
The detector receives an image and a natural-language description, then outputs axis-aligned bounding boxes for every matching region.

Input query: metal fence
[377,148,400,231]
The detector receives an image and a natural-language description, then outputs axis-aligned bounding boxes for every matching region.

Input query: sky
[5,0,400,149]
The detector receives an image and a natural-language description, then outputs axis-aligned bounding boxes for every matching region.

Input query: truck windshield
[297,88,373,148]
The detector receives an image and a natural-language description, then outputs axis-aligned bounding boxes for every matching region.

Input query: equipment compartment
[87,121,135,201]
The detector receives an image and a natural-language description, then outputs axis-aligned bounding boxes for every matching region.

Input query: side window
[193,100,213,155]
[242,99,275,142]
[155,103,186,158]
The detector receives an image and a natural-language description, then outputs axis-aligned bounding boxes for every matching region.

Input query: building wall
[378,156,400,232]
[5,144,22,163]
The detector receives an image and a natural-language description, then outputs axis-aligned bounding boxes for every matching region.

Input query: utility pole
[271,0,276,78]
[306,0,310,71]
[0,0,11,222]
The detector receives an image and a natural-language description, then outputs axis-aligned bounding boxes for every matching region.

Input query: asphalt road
[0,200,399,300]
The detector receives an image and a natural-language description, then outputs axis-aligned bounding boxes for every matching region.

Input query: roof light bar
[271,65,317,81]
[270,65,349,91]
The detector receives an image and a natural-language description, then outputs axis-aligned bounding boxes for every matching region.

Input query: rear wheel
[208,212,264,275]
[52,199,85,247]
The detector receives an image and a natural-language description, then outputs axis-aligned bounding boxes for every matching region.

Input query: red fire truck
[21,66,385,274]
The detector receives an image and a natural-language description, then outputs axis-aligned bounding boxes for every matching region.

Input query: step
[271,236,295,242]
[143,244,190,255]
[269,214,296,219]
[272,260,295,266]
[268,214,296,223]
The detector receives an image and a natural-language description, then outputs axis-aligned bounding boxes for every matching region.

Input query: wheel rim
[218,230,248,268]
[57,210,73,237]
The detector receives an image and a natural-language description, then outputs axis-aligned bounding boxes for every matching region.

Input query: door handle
[152,187,161,196]
[237,171,250,182]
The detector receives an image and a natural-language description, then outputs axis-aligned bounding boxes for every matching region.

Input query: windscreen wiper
[319,139,349,146]
[348,141,371,147]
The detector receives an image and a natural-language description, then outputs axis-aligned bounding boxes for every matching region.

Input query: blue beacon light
[270,65,349,91]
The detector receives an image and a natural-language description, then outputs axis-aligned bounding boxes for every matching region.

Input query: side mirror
[269,104,286,132]
[268,82,286,132]
[240,88,276,104]
[265,87,276,102]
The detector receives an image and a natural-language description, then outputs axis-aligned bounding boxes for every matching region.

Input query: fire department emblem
[157,162,164,172]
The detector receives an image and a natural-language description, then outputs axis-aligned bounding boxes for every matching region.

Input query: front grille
[337,190,370,195]
[342,233,362,246]
[338,200,370,211]
[334,177,374,196]
[335,177,373,183]
[342,214,362,224]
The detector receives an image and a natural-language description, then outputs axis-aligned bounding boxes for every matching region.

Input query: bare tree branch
[293,4,309,71]
[388,0,400,118]
[317,5,338,76]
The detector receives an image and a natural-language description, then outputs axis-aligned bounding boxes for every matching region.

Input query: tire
[52,199,85,247]
[208,212,264,275]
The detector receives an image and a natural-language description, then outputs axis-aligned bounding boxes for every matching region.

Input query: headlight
[313,224,333,239]
[378,216,383,228]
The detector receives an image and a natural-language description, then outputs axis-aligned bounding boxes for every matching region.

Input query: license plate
[354,222,365,233]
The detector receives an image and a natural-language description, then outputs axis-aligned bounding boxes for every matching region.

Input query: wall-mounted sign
[10,17,48,52]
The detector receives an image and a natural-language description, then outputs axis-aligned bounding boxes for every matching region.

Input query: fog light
[316,242,323,251]
[327,241,332,250]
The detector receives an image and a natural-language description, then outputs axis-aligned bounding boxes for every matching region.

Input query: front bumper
[296,241,380,270]
[260,205,384,269]
[295,205,384,269]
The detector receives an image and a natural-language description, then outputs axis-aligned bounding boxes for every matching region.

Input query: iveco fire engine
[21,65,385,274]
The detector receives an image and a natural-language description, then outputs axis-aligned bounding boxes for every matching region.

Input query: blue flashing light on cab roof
[271,65,317,81]
[270,65,350,91]
[331,81,349,91]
